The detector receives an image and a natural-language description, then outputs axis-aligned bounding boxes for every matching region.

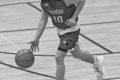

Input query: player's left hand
[65,18,77,27]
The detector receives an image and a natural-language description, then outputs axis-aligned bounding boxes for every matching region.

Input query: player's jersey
[41,0,78,29]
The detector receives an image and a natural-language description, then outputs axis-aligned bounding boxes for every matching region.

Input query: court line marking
[0,34,21,50]
[0,61,56,79]
[0,51,120,56]
[0,1,40,7]
[0,28,37,33]
[80,20,120,26]
[104,77,120,80]
[79,33,113,53]
[27,3,42,12]
[0,56,119,80]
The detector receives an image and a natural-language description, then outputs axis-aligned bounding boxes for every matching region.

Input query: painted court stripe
[0,61,56,79]
[0,51,120,56]
[0,1,40,7]
[27,3,42,12]
[79,33,113,53]
[0,34,21,50]
[0,59,119,80]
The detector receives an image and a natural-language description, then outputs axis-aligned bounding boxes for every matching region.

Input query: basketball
[15,49,35,69]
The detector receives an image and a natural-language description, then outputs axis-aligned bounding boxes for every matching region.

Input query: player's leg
[70,44,94,64]
[55,50,67,80]
[55,29,80,80]
[70,45,105,80]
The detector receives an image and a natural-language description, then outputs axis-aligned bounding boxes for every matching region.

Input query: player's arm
[34,9,48,41]
[65,0,85,26]
[30,9,48,52]
[71,0,85,19]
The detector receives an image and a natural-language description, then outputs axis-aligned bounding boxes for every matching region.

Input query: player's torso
[41,0,78,29]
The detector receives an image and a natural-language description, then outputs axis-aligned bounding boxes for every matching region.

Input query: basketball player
[29,0,105,80]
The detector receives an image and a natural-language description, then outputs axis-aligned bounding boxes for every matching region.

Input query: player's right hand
[28,40,39,52]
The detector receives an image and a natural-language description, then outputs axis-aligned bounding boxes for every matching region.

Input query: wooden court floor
[0,0,120,80]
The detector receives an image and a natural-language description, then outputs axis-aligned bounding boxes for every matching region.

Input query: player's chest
[42,1,73,16]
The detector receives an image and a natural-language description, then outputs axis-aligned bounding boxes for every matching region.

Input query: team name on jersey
[47,9,64,15]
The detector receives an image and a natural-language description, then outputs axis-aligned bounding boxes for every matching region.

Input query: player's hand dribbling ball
[29,40,39,52]
[15,49,35,69]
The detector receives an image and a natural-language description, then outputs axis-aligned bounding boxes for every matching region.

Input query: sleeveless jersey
[41,0,78,29]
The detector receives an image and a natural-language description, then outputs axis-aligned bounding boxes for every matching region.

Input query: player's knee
[71,52,80,59]
[55,55,64,65]
[55,51,66,64]
[73,55,79,59]
[70,49,81,59]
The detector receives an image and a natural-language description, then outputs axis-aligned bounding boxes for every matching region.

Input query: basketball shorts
[58,29,80,52]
